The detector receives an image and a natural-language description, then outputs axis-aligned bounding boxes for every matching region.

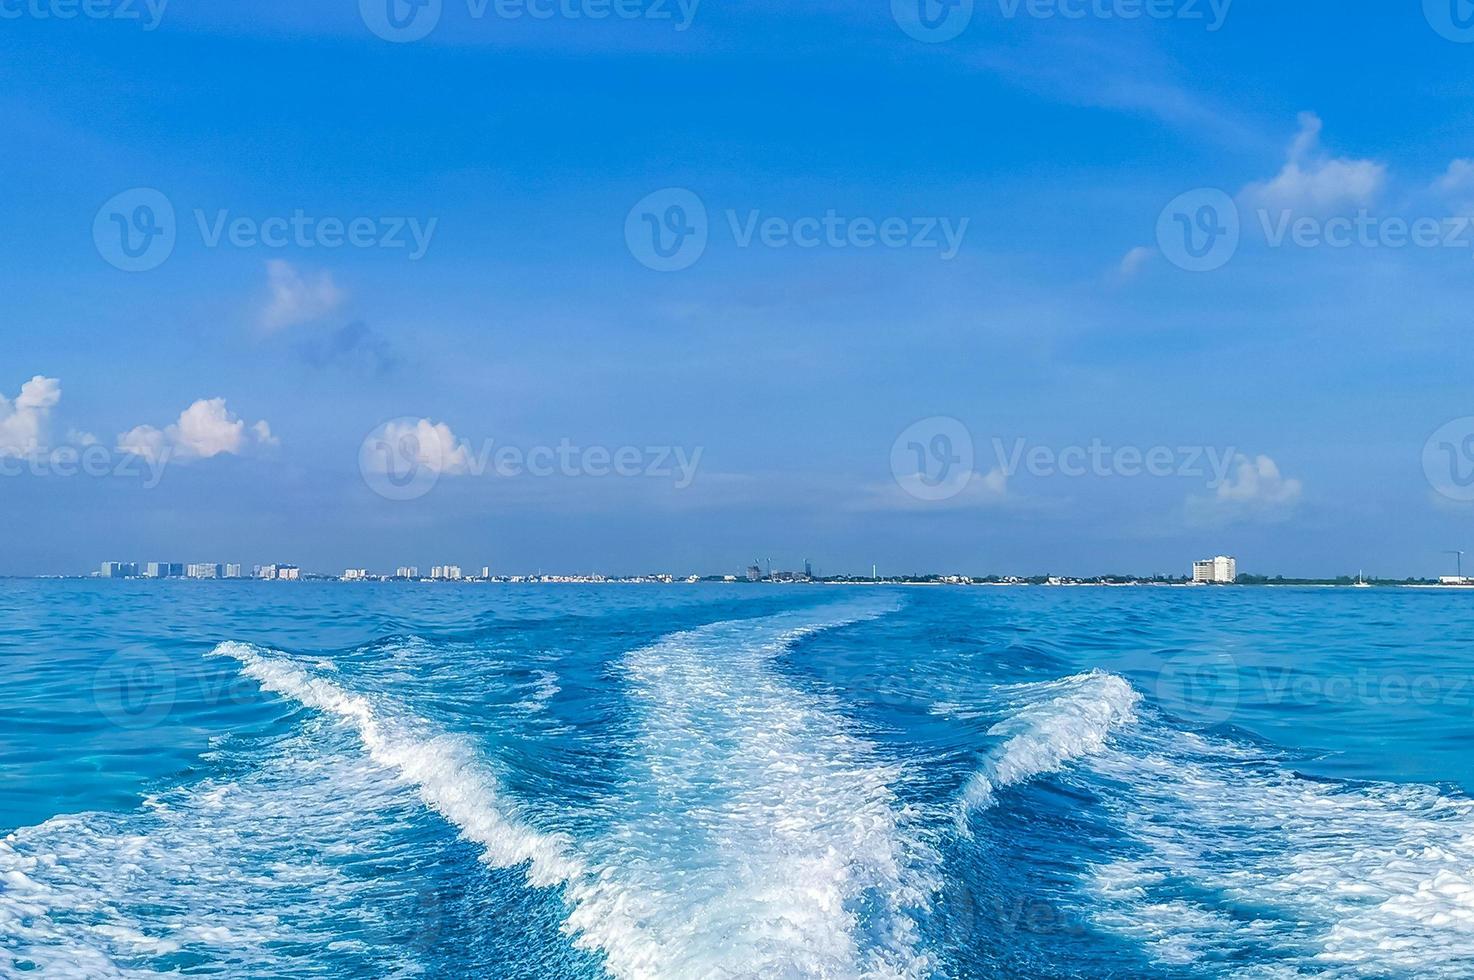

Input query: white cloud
[1432,159,1474,214]
[1240,113,1386,213]
[0,375,61,457]
[1118,246,1155,277]
[363,418,472,476]
[260,260,345,331]
[1186,453,1303,525]
[1435,159,1474,195]
[118,398,275,463]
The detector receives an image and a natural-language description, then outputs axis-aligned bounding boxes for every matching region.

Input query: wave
[1082,724,1474,977]
[213,641,583,889]
[212,600,931,979]
[563,602,936,979]
[955,670,1140,820]
[0,717,453,978]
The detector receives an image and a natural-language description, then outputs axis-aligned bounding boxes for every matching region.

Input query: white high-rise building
[396,566,419,579]
[431,565,463,580]
[1192,556,1237,584]
[342,568,369,581]
[224,564,243,579]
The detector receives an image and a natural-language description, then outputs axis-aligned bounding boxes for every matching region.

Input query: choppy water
[5,581,1474,978]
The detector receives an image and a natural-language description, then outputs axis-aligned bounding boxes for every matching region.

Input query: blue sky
[3,0,1474,577]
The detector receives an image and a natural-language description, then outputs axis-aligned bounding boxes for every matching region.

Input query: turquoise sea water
[5,580,1474,978]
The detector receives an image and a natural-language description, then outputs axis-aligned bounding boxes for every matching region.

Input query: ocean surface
[5,581,1474,978]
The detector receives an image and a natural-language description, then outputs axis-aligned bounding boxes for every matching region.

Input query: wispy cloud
[260,260,346,332]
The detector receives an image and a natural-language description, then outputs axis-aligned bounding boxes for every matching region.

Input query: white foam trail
[560,605,937,980]
[215,603,928,979]
[212,641,583,889]
[956,670,1140,820]
[0,719,446,979]
[1083,731,1474,977]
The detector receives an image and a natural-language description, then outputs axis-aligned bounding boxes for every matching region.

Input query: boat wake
[950,670,1140,823]
[209,602,932,979]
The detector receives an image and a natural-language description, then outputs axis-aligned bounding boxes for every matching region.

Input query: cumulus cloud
[1186,453,1303,525]
[0,375,62,457]
[362,418,472,477]
[1240,113,1386,213]
[260,260,345,331]
[118,398,275,463]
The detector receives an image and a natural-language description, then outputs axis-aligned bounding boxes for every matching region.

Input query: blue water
[6,581,1474,978]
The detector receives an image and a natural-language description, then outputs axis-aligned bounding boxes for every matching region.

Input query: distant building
[186,563,222,579]
[396,566,419,579]
[145,562,176,579]
[1193,556,1237,584]
[481,566,492,580]
[99,561,125,578]
[224,564,243,579]
[745,564,762,582]
[431,565,463,580]
[257,564,300,581]
[342,568,369,581]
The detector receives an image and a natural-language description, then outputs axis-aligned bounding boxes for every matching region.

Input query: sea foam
[1084,727,1474,977]
[956,670,1140,820]
[213,603,932,980]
